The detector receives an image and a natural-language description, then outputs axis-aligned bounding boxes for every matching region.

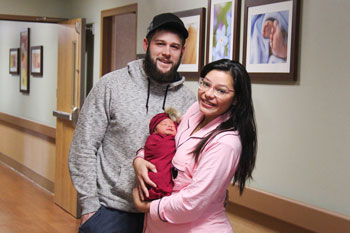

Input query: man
[68,13,196,233]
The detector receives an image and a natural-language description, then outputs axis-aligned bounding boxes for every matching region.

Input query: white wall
[0,0,72,19]
[0,0,349,216]
[70,0,350,216]
[69,0,206,85]
[250,0,350,215]
[0,0,72,127]
[0,21,59,127]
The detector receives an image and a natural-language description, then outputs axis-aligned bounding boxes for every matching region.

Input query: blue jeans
[78,206,144,233]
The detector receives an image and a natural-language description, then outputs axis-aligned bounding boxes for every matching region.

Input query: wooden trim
[0,14,67,23]
[0,152,54,193]
[228,185,350,233]
[100,15,112,77]
[0,112,56,139]
[100,3,137,77]
[101,3,137,17]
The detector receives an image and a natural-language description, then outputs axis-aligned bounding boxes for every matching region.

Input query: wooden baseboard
[0,152,54,193]
[228,186,350,233]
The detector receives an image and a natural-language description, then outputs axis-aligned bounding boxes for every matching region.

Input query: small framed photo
[31,46,43,76]
[207,0,241,63]
[243,0,300,82]
[9,48,19,75]
[20,28,30,93]
[174,8,206,77]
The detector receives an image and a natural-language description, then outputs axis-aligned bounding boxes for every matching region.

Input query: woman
[133,59,257,233]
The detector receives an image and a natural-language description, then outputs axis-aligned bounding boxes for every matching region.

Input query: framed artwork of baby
[243,0,300,82]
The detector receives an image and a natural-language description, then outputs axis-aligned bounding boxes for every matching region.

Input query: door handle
[53,107,79,126]
[53,110,72,120]
[71,107,79,126]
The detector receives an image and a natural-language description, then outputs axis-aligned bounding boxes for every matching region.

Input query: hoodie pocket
[111,165,135,202]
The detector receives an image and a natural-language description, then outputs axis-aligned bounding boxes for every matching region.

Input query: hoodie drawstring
[145,79,170,112]
[146,78,151,113]
[162,85,169,110]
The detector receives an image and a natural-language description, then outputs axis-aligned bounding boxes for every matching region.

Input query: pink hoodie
[145,102,242,233]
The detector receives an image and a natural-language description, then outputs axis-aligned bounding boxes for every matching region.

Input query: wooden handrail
[0,112,55,139]
[228,185,350,233]
[0,14,67,23]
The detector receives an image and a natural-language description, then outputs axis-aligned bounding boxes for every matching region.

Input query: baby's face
[154,118,176,136]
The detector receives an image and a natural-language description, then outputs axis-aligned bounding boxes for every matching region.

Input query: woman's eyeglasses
[198,77,234,98]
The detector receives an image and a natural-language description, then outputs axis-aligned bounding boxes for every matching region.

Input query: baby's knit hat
[149,107,181,134]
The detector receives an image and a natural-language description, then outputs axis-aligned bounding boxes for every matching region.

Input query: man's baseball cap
[146,13,188,39]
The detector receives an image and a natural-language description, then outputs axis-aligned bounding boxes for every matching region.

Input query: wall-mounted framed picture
[20,28,30,93]
[207,0,241,63]
[31,46,43,76]
[243,0,300,82]
[9,48,19,75]
[174,8,206,77]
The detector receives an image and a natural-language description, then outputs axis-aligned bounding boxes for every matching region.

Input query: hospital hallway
[0,160,315,233]
[0,161,80,233]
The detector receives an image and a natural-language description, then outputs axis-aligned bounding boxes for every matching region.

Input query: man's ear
[143,38,149,52]
[181,45,186,55]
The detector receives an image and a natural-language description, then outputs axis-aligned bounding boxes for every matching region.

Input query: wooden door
[53,18,86,218]
[110,13,137,70]
[100,3,137,77]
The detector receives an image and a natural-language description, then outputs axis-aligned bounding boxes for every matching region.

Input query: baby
[143,107,180,201]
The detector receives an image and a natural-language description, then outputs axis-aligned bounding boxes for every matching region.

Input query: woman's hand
[133,157,157,200]
[133,187,151,213]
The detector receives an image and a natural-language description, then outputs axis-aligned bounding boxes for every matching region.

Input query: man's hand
[133,157,157,200]
[80,211,96,226]
[133,187,151,213]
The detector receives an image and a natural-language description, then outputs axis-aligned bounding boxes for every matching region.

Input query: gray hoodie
[68,59,196,215]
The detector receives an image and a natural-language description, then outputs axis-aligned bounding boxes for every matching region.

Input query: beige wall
[0,0,349,217]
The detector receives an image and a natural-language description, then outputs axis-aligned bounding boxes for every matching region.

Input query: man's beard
[144,48,182,84]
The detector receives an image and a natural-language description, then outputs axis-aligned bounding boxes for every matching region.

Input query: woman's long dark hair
[192,59,257,195]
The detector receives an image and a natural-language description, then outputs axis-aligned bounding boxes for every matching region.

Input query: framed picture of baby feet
[207,0,241,64]
[243,0,300,82]
[174,8,206,78]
